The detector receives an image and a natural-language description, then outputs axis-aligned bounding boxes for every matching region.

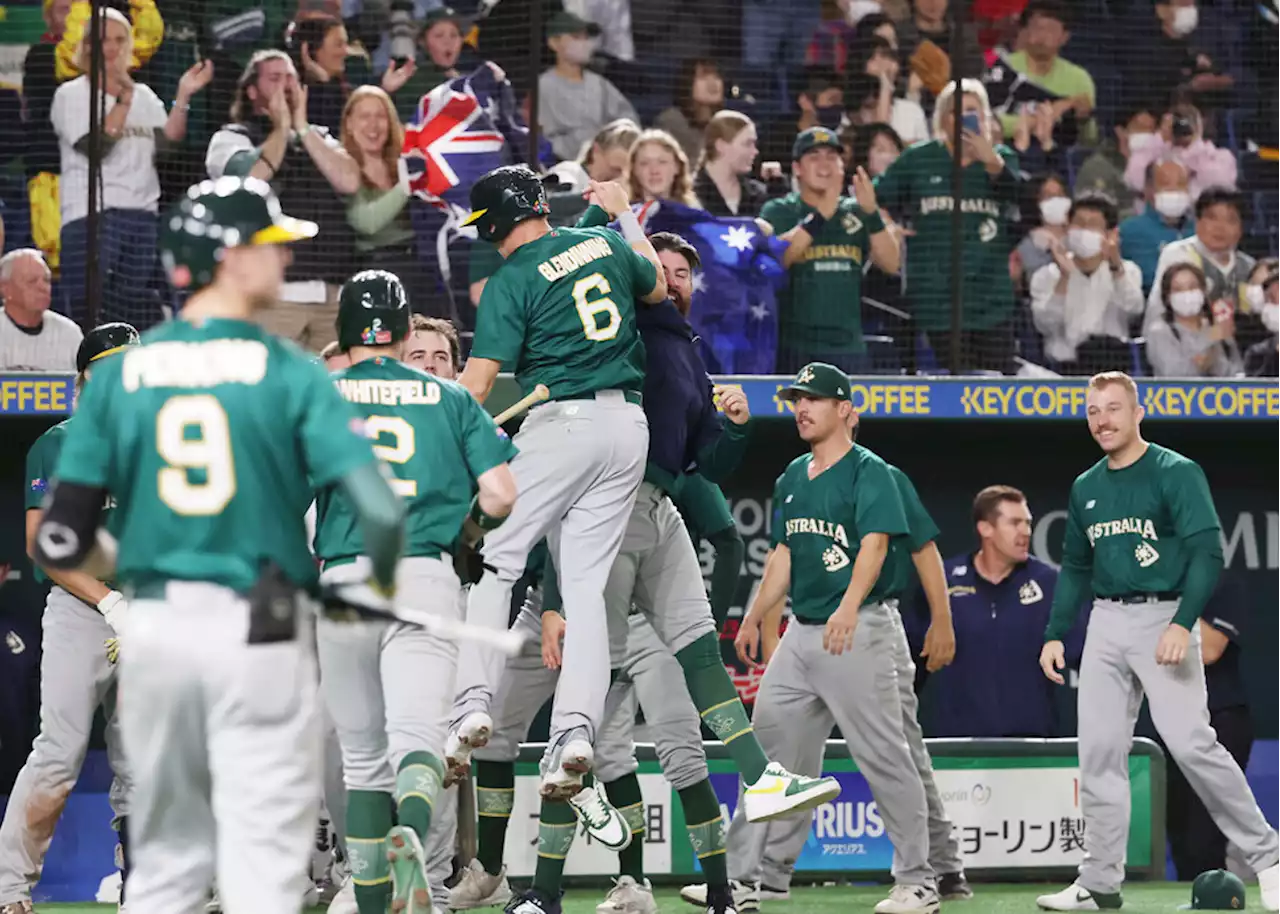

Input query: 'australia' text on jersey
[1086,516,1159,546]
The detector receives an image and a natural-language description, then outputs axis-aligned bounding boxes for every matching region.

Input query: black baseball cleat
[939,871,974,900]
[504,887,563,914]
[707,883,740,914]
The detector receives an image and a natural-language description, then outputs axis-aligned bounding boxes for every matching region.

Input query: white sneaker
[327,875,358,914]
[1035,883,1105,911]
[570,781,633,851]
[741,762,841,823]
[873,884,940,913]
[540,738,594,800]
[760,883,790,900]
[205,889,221,913]
[596,876,657,914]
[1259,862,1279,912]
[445,712,493,787]
[678,880,760,912]
[447,859,511,910]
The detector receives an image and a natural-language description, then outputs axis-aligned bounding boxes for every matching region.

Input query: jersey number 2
[156,395,236,515]
[573,273,621,342]
[365,416,417,497]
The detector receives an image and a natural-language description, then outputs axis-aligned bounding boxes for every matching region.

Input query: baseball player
[1036,371,1279,913]
[314,269,518,914]
[32,176,405,914]
[449,166,665,804]
[715,362,939,914]
[0,323,140,914]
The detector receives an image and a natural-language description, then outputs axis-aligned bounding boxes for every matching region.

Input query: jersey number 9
[156,395,237,516]
[365,415,417,497]
[573,273,621,342]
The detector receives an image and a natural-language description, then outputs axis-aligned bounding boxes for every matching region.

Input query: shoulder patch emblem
[1019,580,1044,605]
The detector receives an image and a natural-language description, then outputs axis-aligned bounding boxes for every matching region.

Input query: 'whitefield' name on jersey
[122,341,268,391]
[785,517,850,548]
[1086,516,1159,547]
[336,378,442,406]
[537,237,613,282]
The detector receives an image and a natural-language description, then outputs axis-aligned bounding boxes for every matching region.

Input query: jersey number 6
[365,415,418,498]
[156,394,237,516]
[573,273,622,342]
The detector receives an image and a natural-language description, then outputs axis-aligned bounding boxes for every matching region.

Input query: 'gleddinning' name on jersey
[1086,516,1159,547]
[785,516,850,547]
[122,340,268,390]
[536,236,613,282]
[335,378,442,405]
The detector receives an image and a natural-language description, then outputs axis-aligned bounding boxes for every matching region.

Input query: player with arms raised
[449,166,666,802]
[314,270,517,914]
[33,177,405,914]
[1036,371,1278,912]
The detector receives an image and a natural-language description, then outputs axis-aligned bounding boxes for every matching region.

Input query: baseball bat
[321,583,527,655]
[492,383,550,425]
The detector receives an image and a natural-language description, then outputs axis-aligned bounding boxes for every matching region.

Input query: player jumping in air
[0,323,140,914]
[314,270,518,914]
[33,177,405,914]
[1036,371,1279,912]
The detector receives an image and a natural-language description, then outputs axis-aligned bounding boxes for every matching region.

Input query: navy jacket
[636,300,750,489]
[906,553,1087,739]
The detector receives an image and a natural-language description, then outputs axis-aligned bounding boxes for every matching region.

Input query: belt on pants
[1105,591,1181,604]
[551,389,642,407]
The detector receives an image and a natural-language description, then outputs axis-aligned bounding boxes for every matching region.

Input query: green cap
[1179,870,1247,910]
[782,362,852,402]
[422,6,464,32]
[547,10,601,37]
[792,126,843,161]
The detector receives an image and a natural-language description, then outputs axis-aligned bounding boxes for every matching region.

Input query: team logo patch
[796,365,816,384]
[361,317,392,345]
[495,427,509,440]
[30,477,46,493]
[822,543,850,572]
[1134,541,1160,568]
[1019,580,1044,605]
[841,211,863,234]
[5,631,24,655]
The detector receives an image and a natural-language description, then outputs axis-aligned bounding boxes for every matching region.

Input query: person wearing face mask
[1076,105,1160,218]
[1029,192,1144,374]
[1121,0,1234,117]
[1146,262,1244,377]
[1118,157,1196,292]
[537,10,637,162]
[1010,175,1069,295]
[1124,105,1237,204]
[758,68,845,174]
[694,111,768,217]
[1243,266,1280,377]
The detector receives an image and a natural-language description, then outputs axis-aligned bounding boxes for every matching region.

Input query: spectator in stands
[694,111,768,217]
[846,12,913,87]
[405,313,462,375]
[1008,101,1066,180]
[1243,263,1279,378]
[876,79,1021,373]
[1077,105,1161,220]
[655,58,726,168]
[1118,157,1196,293]
[897,0,984,92]
[52,7,212,328]
[1029,192,1144,374]
[759,127,900,373]
[0,249,82,371]
[1010,177,1073,297]
[538,11,637,162]
[743,0,822,78]
[854,122,905,178]
[1124,105,1237,204]
[1145,187,1254,332]
[627,129,699,208]
[1120,0,1234,117]
[1146,261,1243,377]
[389,7,477,123]
[851,37,930,144]
[998,1,1096,145]
[207,49,362,350]
[547,118,641,196]
[340,86,433,313]
[21,0,72,178]
[758,68,844,173]
[905,485,1077,739]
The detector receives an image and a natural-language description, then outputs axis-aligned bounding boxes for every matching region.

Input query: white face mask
[1154,190,1191,220]
[1170,4,1199,36]
[1068,228,1105,259]
[1039,196,1071,227]
[1170,289,1205,317]
[1128,131,1159,153]
[1263,303,1280,334]
[560,36,595,65]
[1245,284,1266,310]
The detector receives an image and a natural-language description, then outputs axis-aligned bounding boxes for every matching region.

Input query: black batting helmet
[76,322,140,374]
[336,270,410,351]
[461,165,552,243]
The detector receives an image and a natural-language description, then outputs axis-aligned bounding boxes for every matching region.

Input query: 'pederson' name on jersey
[785,516,850,547]
[536,236,613,282]
[1086,516,1159,546]
[121,340,269,390]
[335,378,441,406]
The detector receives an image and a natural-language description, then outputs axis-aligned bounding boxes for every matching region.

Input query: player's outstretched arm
[587,179,668,303]
[338,462,405,593]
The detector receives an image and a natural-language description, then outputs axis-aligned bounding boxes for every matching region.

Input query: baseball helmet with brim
[76,321,141,374]
[336,269,411,351]
[462,165,552,243]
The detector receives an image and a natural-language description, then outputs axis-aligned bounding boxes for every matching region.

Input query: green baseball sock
[604,773,646,881]
[346,789,395,914]
[532,798,577,898]
[395,750,444,843]
[476,760,516,877]
[679,779,729,886]
[676,632,768,783]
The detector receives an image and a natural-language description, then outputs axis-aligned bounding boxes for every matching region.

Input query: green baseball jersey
[880,460,940,599]
[773,445,909,623]
[53,319,376,594]
[760,193,872,355]
[314,357,518,562]
[470,225,654,399]
[672,473,735,544]
[873,139,1019,332]
[1057,443,1220,601]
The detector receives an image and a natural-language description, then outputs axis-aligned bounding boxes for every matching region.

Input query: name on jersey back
[122,340,268,391]
[536,237,613,282]
[336,378,442,406]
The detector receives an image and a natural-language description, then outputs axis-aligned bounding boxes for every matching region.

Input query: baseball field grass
[32,881,1273,912]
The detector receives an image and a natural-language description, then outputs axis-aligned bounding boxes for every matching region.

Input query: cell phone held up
[961,112,982,135]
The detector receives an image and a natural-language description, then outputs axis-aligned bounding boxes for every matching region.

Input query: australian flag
[636,199,789,375]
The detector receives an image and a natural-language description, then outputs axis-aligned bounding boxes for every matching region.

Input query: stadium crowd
[0,0,1276,377]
